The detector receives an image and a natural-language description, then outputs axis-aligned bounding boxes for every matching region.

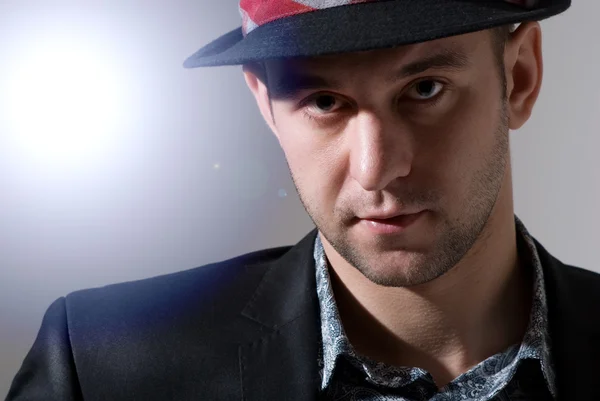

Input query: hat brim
[183,0,570,68]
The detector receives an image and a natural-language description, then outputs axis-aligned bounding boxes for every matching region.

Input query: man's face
[263,30,511,287]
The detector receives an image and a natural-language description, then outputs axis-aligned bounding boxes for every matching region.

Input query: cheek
[416,89,502,199]
[278,126,346,212]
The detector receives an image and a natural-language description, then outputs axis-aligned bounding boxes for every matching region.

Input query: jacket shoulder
[560,262,600,281]
[65,245,292,325]
[552,261,600,301]
[55,245,295,399]
[534,236,600,292]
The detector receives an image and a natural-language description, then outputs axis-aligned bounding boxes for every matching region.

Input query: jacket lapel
[535,238,600,401]
[239,229,322,401]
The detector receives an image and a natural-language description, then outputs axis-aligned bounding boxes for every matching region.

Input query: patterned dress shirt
[313,216,556,400]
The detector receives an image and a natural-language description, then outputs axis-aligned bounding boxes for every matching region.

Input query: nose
[348,111,414,192]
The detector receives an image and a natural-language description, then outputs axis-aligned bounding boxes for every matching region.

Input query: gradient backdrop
[0,0,598,396]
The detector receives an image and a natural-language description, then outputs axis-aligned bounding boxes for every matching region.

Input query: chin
[354,252,439,288]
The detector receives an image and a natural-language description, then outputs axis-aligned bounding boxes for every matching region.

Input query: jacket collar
[239,228,321,401]
[535,238,600,401]
[241,228,320,329]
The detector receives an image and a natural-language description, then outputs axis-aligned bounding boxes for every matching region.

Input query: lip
[359,209,424,220]
[359,210,427,235]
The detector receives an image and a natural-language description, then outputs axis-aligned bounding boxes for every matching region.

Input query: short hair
[490,24,515,96]
[490,24,514,65]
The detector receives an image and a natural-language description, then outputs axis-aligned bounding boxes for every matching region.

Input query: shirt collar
[313,215,556,396]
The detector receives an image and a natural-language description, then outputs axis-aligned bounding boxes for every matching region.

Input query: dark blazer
[6,228,600,401]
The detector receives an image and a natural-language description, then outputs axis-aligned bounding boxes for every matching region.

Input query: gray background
[0,0,597,397]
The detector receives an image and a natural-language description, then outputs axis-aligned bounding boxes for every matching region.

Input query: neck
[323,175,532,387]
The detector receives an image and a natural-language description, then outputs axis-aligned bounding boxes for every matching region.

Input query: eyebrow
[390,48,471,82]
[269,48,471,100]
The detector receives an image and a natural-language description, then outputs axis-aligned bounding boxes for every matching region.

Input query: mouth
[358,210,427,235]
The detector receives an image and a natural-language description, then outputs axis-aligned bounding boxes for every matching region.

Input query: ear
[242,63,279,137]
[503,21,544,130]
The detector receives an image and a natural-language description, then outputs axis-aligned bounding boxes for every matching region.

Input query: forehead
[266,29,492,76]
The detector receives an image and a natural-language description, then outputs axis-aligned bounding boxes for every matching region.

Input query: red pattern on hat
[239,0,377,36]
[239,0,539,37]
[240,0,312,35]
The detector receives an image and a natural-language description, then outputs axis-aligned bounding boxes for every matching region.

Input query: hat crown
[238,0,539,36]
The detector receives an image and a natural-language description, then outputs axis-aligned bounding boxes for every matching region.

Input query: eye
[302,93,343,114]
[406,80,445,101]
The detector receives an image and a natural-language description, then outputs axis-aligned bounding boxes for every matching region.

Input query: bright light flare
[4,35,128,169]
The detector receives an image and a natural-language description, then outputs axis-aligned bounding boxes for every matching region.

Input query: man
[7,0,599,400]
